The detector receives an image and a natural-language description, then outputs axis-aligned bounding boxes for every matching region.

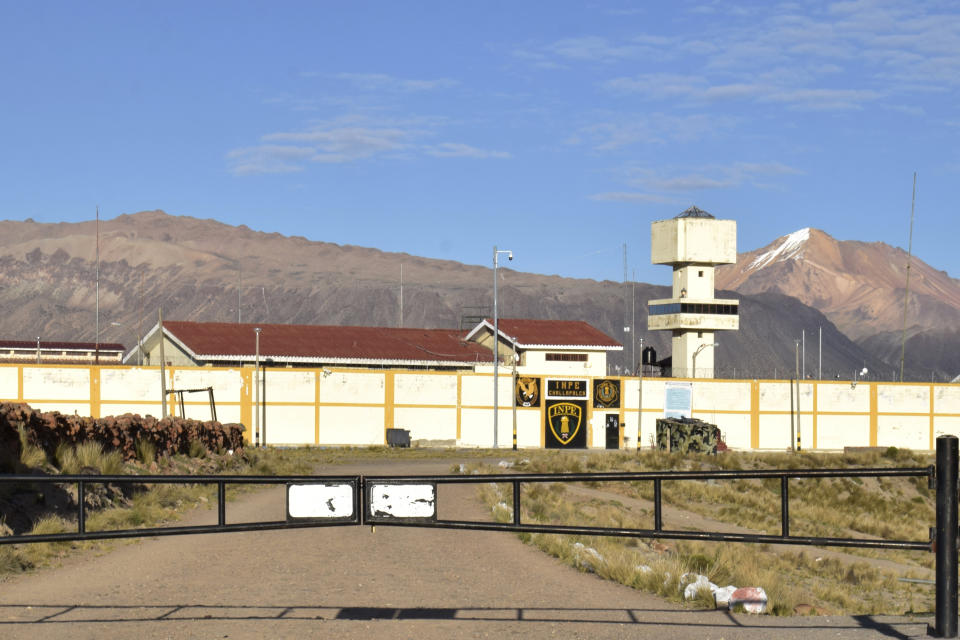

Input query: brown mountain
[0,210,899,380]
[716,227,960,379]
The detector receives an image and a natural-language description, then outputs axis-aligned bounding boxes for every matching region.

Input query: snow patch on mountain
[749,228,810,270]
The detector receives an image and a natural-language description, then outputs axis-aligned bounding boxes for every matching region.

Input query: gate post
[935,435,958,638]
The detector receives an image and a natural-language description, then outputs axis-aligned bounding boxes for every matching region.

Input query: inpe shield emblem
[594,379,620,408]
[547,401,583,446]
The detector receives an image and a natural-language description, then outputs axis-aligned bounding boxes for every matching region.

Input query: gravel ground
[0,458,938,639]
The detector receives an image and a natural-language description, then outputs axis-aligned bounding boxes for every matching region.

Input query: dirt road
[0,458,936,639]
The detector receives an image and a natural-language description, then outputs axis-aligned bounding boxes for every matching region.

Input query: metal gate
[2,436,959,637]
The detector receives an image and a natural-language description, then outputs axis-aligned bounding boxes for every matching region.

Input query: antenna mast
[95,206,100,364]
[899,172,916,382]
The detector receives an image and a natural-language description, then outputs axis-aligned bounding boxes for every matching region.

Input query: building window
[698,270,704,277]
[649,302,739,316]
[545,353,588,362]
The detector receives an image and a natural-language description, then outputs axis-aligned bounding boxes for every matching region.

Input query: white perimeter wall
[1,363,959,451]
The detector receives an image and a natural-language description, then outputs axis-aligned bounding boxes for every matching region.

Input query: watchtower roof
[676,206,714,219]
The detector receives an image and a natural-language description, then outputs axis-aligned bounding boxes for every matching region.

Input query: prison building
[0,339,125,365]
[125,321,495,370]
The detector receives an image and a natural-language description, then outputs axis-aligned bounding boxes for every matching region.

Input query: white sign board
[664,381,692,419]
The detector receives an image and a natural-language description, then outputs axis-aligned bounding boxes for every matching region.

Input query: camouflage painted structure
[655,417,724,454]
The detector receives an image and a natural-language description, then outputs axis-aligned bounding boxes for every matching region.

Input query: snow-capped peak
[749,228,810,270]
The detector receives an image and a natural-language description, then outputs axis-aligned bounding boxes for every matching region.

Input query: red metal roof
[0,340,125,352]
[162,321,493,364]
[487,318,621,349]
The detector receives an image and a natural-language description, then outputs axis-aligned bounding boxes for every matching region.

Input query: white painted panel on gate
[817,416,870,450]
[695,382,750,412]
[318,406,384,445]
[288,484,354,519]
[394,407,456,441]
[262,370,315,403]
[101,367,160,402]
[369,484,436,519]
[0,366,19,400]
[878,385,929,414]
[395,374,457,406]
[263,406,315,445]
[817,383,869,413]
[319,372,384,405]
[877,415,929,449]
[935,386,960,414]
[23,368,89,401]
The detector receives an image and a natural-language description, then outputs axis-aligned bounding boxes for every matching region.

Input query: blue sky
[1,1,958,285]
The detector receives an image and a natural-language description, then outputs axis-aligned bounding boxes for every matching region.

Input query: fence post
[935,435,958,637]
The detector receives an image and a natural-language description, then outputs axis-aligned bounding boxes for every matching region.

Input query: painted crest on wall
[593,379,621,409]
[546,401,585,447]
[516,376,540,407]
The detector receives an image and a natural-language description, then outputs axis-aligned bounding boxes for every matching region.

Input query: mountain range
[0,210,954,382]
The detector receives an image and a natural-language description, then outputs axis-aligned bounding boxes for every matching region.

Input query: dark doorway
[605,414,620,449]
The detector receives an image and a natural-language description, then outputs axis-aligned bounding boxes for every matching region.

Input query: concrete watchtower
[647,206,739,378]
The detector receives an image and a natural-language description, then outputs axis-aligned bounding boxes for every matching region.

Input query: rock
[728,587,768,614]
[572,542,603,572]
[793,603,817,615]
[651,541,672,554]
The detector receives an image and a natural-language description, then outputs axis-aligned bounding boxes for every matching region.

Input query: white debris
[712,585,738,607]
[498,460,514,468]
[682,574,714,600]
[636,565,653,574]
[728,587,768,614]
[459,464,467,474]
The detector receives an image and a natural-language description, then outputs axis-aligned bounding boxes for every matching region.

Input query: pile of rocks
[0,402,245,469]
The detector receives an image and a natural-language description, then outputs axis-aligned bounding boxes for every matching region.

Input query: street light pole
[692,342,718,379]
[493,246,513,449]
[254,327,261,448]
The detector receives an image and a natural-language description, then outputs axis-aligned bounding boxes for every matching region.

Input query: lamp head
[507,252,513,261]
[861,367,868,376]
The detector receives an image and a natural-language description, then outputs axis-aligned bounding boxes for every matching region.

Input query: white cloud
[228,115,510,174]
[590,191,681,204]
[333,73,458,92]
[626,161,802,192]
[573,113,736,150]
[424,143,510,159]
[226,145,313,175]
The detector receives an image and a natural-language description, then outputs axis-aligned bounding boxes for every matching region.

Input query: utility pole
[95,206,100,365]
[637,336,644,452]
[159,307,167,418]
[795,339,801,451]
